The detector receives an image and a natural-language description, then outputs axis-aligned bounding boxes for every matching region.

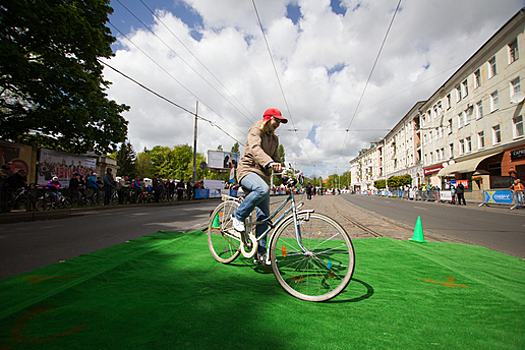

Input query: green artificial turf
[0,231,523,349]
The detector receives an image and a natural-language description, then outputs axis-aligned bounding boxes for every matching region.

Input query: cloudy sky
[104,0,525,179]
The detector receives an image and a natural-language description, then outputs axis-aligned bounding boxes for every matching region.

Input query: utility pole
[192,101,198,184]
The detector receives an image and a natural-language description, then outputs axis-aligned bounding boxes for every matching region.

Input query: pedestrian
[231,108,287,266]
[118,175,129,204]
[103,168,115,205]
[456,182,466,205]
[450,183,456,205]
[0,161,14,213]
[176,179,185,201]
[69,172,85,206]
[152,174,161,203]
[510,178,524,208]
[306,182,313,200]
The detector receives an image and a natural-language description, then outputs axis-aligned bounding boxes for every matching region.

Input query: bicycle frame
[224,188,311,258]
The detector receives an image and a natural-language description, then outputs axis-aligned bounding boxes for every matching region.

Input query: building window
[429,130,433,143]
[475,100,483,119]
[459,139,465,155]
[441,148,445,161]
[478,131,485,149]
[488,56,497,78]
[456,86,462,101]
[446,94,451,109]
[466,136,472,153]
[493,124,501,144]
[490,91,499,112]
[447,119,453,134]
[465,108,471,125]
[449,143,454,158]
[511,77,521,95]
[461,79,468,97]
[474,69,482,88]
[509,38,519,63]
[458,114,463,129]
[430,152,434,163]
[514,116,524,138]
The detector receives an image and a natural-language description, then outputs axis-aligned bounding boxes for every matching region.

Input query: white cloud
[104,0,524,179]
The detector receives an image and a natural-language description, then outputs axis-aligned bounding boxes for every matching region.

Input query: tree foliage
[115,141,136,178]
[374,179,387,189]
[387,174,412,188]
[230,142,239,155]
[0,0,129,154]
[136,144,217,182]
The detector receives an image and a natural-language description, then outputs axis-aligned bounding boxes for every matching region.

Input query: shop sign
[456,179,469,189]
[423,165,443,176]
[510,148,525,160]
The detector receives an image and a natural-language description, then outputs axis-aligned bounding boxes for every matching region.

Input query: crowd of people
[1,163,204,212]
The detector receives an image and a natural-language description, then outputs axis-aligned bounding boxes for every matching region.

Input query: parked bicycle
[207,167,355,302]
[5,185,39,212]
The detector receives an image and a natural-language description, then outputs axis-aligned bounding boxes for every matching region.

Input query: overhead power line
[99,59,244,146]
[114,0,256,125]
[251,0,312,163]
[108,20,247,137]
[339,0,402,157]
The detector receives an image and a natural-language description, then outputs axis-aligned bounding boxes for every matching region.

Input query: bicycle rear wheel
[270,212,355,302]
[207,201,241,264]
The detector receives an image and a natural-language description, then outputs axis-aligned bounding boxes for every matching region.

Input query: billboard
[38,148,96,188]
[207,150,239,169]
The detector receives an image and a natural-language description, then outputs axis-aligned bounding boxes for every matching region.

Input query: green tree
[0,0,129,154]
[136,148,152,179]
[230,142,240,155]
[217,145,223,151]
[278,144,286,167]
[115,141,136,178]
[374,179,387,189]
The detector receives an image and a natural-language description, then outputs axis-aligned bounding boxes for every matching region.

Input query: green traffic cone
[409,216,427,243]
[211,213,221,230]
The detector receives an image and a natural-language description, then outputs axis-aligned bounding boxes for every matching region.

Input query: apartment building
[350,8,525,200]
[421,8,525,199]
[349,143,379,192]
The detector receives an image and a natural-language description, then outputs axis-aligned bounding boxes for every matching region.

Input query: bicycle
[5,185,39,212]
[37,189,71,210]
[207,167,355,302]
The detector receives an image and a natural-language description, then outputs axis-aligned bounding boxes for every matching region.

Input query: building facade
[350,8,525,199]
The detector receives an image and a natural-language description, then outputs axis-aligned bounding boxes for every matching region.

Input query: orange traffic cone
[409,216,427,243]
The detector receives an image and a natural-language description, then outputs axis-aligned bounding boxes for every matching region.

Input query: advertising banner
[483,190,513,204]
[38,149,96,188]
[207,150,239,169]
[203,179,224,198]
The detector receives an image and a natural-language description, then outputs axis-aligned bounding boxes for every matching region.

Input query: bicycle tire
[270,212,355,302]
[207,201,241,264]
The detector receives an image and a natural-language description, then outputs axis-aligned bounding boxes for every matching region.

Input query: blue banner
[484,190,513,204]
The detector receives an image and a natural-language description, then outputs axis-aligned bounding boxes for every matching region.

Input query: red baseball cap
[262,108,288,124]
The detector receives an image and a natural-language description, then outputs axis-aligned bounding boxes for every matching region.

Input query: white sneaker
[254,252,271,266]
[231,215,245,232]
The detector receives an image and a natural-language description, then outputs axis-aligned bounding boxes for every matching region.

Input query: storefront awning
[437,150,502,176]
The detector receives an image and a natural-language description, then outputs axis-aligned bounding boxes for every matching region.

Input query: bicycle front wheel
[207,201,241,264]
[270,213,355,302]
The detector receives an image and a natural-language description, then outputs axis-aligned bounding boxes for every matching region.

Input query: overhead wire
[138,0,258,122]
[251,0,312,164]
[107,20,247,137]
[339,0,402,157]
[99,59,244,146]
[115,0,256,125]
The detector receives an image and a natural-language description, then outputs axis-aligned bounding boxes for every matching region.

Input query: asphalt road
[0,200,221,280]
[341,195,525,259]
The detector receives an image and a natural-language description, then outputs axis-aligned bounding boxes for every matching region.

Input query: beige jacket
[236,121,281,184]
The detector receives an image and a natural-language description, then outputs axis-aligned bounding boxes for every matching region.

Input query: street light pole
[192,101,198,184]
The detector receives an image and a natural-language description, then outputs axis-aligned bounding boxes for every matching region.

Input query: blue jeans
[234,173,270,256]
